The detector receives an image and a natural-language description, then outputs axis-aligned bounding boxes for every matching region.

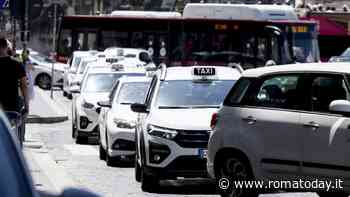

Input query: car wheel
[74,129,86,144]
[36,74,52,90]
[99,144,106,160]
[217,154,257,197]
[63,91,67,97]
[67,93,73,100]
[141,165,159,192]
[135,157,141,182]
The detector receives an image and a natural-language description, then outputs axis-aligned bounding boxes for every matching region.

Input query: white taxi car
[98,76,151,166]
[71,66,145,143]
[130,65,241,192]
[208,63,350,197]
[63,51,97,98]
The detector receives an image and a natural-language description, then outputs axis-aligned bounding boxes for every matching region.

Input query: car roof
[164,66,241,81]
[86,66,146,74]
[118,76,151,83]
[242,62,350,78]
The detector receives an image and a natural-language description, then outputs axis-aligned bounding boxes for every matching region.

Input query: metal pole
[50,3,57,99]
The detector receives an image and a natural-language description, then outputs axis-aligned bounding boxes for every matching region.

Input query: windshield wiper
[120,102,133,105]
[158,106,191,109]
[158,105,220,109]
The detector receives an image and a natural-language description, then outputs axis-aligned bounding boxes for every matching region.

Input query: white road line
[64,144,99,156]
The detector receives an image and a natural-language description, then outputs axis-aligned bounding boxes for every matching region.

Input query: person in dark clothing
[0,37,28,113]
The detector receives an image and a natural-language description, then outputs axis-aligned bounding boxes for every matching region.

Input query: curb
[26,115,69,124]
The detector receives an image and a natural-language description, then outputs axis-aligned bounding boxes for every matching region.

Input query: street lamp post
[50,3,57,99]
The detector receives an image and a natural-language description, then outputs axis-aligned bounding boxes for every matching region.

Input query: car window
[82,73,122,93]
[116,82,150,104]
[243,75,302,110]
[224,77,253,106]
[309,75,350,113]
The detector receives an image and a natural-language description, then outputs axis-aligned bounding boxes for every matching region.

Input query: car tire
[72,119,77,139]
[67,93,73,100]
[216,153,258,197]
[141,165,159,192]
[99,144,106,160]
[135,158,141,182]
[36,74,52,90]
[63,91,67,97]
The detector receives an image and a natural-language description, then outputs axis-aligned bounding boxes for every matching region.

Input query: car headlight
[147,125,177,140]
[82,100,94,109]
[113,118,136,129]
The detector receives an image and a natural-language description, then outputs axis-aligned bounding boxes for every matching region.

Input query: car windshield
[31,54,54,64]
[83,73,122,93]
[116,82,150,104]
[156,80,235,108]
[79,59,96,74]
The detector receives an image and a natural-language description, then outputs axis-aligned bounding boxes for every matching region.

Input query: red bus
[57,4,319,68]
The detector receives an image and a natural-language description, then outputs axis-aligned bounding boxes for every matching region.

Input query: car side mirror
[70,86,80,94]
[131,103,148,113]
[97,100,112,108]
[329,100,350,116]
[96,107,101,114]
[61,188,100,197]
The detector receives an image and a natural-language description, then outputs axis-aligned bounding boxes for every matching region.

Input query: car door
[239,74,305,177]
[300,74,350,183]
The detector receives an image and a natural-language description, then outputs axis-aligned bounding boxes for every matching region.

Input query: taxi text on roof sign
[193,67,216,76]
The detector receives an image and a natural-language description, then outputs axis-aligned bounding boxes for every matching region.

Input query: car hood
[149,108,218,130]
[111,104,137,121]
[81,92,110,106]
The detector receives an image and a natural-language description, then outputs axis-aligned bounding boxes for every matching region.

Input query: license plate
[198,149,208,159]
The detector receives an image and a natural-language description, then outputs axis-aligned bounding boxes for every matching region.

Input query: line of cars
[67,46,350,197]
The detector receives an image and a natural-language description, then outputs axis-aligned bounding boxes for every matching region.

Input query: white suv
[208,63,350,197]
[131,65,241,192]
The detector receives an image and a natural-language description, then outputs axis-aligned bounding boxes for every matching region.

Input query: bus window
[77,33,84,50]
[87,33,97,50]
[58,29,72,57]
[101,30,129,48]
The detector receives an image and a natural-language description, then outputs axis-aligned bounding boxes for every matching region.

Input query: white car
[98,76,151,166]
[71,66,146,143]
[130,65,242,192]
[208,63,350,197]
[63,51,97,98]
[17,50,67,90]
[104,47,155,68]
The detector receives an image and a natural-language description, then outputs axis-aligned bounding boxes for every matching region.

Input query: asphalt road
[28,89,322,197]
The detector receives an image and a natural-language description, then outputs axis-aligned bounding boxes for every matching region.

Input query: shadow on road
[154,179,218,195]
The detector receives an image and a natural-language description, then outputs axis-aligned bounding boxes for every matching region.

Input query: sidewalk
[27,87,68,124]
[23,125,76,196]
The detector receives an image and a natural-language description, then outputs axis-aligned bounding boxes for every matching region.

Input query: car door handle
[303,121,319,129]
[242,116,257,125]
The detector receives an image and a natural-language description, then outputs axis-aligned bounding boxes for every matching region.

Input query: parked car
[17,50,67,90]
[98,76,151,166]
[208,62,350,197]
[71,65,145,144]
[130,65,242,192]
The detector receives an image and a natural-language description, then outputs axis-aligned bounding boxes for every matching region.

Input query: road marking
[64,144,98,156]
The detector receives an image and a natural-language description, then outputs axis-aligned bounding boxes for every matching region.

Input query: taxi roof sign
[193,67,216,76]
